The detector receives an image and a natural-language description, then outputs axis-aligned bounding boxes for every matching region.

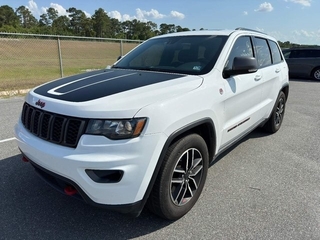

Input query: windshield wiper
[111,65,124,69]
[112,66,176,74]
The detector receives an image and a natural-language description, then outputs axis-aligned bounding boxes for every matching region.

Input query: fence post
[120,39,123,57]
[57,36,64,78]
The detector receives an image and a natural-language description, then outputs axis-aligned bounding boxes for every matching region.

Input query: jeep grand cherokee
[15,28,289,220]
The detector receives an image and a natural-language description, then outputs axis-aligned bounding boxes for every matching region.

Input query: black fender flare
[139,117,216,213]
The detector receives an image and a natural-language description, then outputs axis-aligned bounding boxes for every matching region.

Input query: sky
[1,0,319,45]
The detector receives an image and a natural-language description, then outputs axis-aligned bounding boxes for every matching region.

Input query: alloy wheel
[314,69,320,80]
[170,148,204,206]
[275,97,285,126]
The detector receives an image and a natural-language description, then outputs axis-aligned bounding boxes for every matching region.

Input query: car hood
[27,69,203,118]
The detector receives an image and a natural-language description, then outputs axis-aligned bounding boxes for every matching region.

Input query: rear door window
[254,37,272,68]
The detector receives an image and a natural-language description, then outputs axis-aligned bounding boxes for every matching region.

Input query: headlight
[85,118,147,139]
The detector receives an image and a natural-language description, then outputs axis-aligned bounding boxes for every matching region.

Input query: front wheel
[263,91,286,133]
[148,134,209,220]
[311,67,320,80]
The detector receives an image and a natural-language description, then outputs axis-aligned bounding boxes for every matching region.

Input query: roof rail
[235,27,267,35]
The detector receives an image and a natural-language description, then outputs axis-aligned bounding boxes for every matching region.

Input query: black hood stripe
[48,72,136,95]
[34,69,185,102]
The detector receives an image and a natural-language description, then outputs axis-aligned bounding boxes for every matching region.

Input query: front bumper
[15,119,167,214]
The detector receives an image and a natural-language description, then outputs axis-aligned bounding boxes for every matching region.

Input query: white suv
[15,28,289,220]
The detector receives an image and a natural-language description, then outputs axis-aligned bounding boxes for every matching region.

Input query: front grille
[21,102,87,148]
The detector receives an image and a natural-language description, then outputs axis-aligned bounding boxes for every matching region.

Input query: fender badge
[35,99,46,108]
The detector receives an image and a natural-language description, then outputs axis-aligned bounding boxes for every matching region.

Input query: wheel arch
[165,118,216,162]
[310,66,320,80]
[281,83,289,102]
[142,118,217,209]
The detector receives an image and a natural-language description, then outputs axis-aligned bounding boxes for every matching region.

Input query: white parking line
[0,137,16,143]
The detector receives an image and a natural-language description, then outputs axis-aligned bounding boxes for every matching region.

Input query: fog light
[85,169,124,183]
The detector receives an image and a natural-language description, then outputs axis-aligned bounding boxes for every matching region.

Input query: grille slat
[21,103,87,148]
[40,113,52,139]
[51,116,66,143]
[32,111,41,135]
[26,108,34,130]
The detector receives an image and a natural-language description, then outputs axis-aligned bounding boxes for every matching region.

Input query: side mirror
[223,56,258,78]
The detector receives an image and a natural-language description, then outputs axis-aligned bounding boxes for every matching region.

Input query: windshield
[113,35,228,75]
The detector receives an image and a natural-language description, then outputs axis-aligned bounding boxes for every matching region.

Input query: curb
[0,89,30,98]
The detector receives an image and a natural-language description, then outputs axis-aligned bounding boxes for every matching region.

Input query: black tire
[148,134,209,220]
[311,67,320,80]
[263,91,286,133]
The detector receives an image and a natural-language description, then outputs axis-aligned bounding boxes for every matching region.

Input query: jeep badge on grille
[35,99,45,108]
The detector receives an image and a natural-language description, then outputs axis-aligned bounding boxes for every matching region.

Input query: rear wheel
[148,134,209,220]
[311,67,320,80]
[263,91,286,133]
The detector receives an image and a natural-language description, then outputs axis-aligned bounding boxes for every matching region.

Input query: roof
[153,30,235,38]
[287,47,320,50]
[152,27,270,39]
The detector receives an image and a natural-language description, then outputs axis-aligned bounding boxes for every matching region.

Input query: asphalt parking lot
[1,79,320,240]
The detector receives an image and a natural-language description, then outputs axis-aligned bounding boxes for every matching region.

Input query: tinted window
[254,37,272,67]
[285,49,320,58]
[290,50,307,58]
[282,49,291,59]
[309,50,320,58]
[114,35,228,75]
[269,40,282,64]
[224,36,253,70]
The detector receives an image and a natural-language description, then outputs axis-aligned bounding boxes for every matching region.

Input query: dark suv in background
[282,48,320,80]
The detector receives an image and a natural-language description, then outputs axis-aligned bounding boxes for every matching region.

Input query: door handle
[275,68,281,73]
[254,75,262,81]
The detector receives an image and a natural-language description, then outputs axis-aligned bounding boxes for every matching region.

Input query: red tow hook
[22,156,29,162]
[64,185,78,196]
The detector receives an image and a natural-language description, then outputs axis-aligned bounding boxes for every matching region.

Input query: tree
[39,13,49,27]
[52,15,71,35]
[92,8,110,38]
[176,25,190,32]
[47,7,58,24]
[160,23,176,35]
[0,5,19,28]
[16,5,38,28]
[40,7,58,27]
[135,21,158,40]
[109,18,121,38]
[67,7,88,35]
[145,21,158,38]
[130,19,144,39]
[121,20,133,39]
[81,17,94,37]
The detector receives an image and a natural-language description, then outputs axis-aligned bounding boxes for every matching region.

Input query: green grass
[0,38,139,91]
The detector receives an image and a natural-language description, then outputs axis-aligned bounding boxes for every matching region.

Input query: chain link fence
[0,33,142,92]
